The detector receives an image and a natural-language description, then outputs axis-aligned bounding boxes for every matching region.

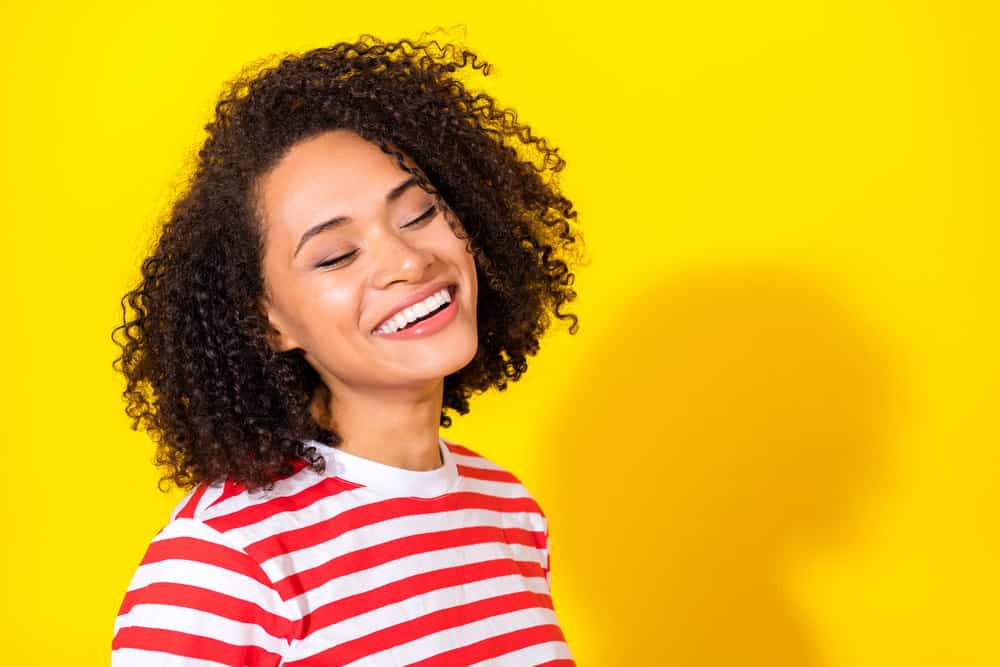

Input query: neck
[310,379,445,471]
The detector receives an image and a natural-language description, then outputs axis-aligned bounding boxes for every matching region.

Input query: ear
[257,295,301,353]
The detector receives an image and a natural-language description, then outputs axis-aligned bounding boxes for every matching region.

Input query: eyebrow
[292,176,421,258]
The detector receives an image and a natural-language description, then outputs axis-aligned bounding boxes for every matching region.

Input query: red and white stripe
[111,438,573,666]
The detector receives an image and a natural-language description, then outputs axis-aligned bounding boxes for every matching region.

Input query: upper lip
[372,281,456,332]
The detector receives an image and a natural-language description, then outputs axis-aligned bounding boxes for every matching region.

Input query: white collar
[303,436,460,499]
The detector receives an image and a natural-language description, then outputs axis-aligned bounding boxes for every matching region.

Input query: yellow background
[2,2,997,665]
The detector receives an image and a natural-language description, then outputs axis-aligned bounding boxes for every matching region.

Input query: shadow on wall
[541,263,904,667]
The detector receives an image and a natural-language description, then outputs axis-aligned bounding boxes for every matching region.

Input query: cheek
[325,288,362,321]
[301,281,364,336]
[432,224,475,268]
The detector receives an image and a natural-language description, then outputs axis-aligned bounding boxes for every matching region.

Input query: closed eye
[402,204,438,228]
[314,205,439,269]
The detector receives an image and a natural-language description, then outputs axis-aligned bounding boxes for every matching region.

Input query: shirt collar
[303,436,460,499]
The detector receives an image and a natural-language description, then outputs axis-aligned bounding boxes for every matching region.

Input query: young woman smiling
[111,33,583,666]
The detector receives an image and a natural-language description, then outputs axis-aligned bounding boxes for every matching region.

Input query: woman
[111,33,583,666]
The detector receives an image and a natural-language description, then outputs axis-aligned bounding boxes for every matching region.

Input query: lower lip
[372,288,459,339]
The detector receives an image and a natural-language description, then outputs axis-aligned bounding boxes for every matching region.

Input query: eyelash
[315,205,438,269]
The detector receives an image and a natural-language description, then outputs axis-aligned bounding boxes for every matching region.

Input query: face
[256,129,479,396]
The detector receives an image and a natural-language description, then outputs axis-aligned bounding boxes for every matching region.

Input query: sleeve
[111,517,295,667]
[541,512,551,589]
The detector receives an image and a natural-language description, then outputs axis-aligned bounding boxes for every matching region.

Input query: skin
[256,129,479,472]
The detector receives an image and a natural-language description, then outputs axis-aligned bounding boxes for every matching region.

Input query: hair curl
[112,32,585,494]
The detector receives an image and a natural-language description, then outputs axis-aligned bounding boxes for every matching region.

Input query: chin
[439,333,479,373]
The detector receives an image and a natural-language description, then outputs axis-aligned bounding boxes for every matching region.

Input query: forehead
[258,129,416,229]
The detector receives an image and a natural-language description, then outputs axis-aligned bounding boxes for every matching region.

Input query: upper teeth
[375,288,452,334]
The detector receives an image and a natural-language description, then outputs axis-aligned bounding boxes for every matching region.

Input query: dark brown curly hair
[112,32,585,494]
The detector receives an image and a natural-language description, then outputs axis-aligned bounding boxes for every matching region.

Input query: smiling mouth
[398,301,449,329]
[371,284,458,335]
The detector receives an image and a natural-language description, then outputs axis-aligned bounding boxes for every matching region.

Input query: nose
[370,225,435,288]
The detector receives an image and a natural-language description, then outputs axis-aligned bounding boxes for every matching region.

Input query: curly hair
[112,32,585,494]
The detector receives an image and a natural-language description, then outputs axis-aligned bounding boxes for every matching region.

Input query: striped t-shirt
[111,436,575,666]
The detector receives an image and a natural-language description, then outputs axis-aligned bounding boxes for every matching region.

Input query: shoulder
[114,467,338,632]
[165,458,361,540]
[168,454,325,518]
[113,515,296,663]
[445,438,522,483]
[444,438,548,517]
